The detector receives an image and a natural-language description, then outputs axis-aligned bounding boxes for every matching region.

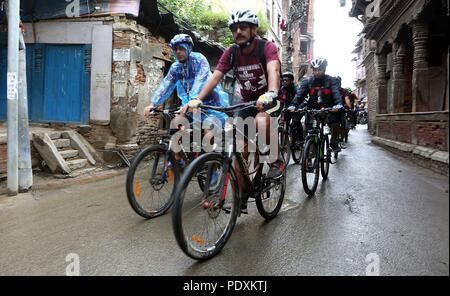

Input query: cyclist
[342,86,358,128]
[279,71,297,107]
[289,58,343,152]
[280,71,303,146]
[191,9,282,213]
[144,33,229,127]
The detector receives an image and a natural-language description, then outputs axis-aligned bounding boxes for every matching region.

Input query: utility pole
[18,31,32,192]
[6,0,20,196]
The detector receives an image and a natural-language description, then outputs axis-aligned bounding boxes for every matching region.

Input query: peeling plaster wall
[110,19,172,156]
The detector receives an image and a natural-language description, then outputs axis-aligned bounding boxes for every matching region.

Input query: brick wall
[109,18,169,157]
[364,49,377,135]
[415,123,448,151]
[376,112,449,152]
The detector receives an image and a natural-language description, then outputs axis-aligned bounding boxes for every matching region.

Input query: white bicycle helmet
[310,58,328,70]
[228,10,259,28]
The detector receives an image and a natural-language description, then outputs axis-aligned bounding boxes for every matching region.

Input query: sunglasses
[230,23,251,33]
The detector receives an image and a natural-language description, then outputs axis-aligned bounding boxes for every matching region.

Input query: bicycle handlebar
[199,101,257,113]
[149,107,181,115]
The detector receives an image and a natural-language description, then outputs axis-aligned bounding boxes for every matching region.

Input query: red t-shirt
[216,39,280,102]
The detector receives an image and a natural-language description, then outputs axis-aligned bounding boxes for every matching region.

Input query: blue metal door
[1,44,91,123]
[42,44,90,123]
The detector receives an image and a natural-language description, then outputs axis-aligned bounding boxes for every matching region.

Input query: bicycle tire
[290,128,303,164]
[126,145,179,219]
[301,139,320,196]
[255,152,287,220]
[172,152,240,260]
[321,135,331,180]
[279,129,291,165]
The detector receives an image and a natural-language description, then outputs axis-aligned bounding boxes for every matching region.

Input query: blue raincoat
[150,47,229,124]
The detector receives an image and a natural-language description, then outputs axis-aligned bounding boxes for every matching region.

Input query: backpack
[229,39,268,85]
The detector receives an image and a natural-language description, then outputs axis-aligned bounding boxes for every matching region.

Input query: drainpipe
[18,32,33,192]
[6,0,20,196]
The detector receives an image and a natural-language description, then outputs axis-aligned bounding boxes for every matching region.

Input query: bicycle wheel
[172,153,240,260]
[126,145,179,219]
[279,128,291,165]
[255,151,287,220]
[321,135,331,180]
[290,128,303,164]
[301,139,320,196]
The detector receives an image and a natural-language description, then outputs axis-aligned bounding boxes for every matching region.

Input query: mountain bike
[171,101,286,260]
[301,108,334,196]
[278,109,291,165]
[126,108,201,219]
[283,107,307,164]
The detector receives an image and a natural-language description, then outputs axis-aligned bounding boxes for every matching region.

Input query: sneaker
[240,202,248,214]
[222,201,248,215]
[331,145,341,153]
[267,161,283,179]
[168,159,185,169]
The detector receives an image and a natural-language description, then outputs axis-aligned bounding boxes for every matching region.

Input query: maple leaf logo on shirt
[257,74,267,90]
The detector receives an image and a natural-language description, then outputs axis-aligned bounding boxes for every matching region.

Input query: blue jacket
[150,51,229,123]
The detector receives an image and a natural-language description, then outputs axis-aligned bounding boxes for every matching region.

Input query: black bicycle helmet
[281,71,294,80]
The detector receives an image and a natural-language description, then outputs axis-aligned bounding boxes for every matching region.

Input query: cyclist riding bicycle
[289,58,344,152]
[144,34,229,127]
[280,71,303,147]
[192,9,282,213]
[279,71,297,107]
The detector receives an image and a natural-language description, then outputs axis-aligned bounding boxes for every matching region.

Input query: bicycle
[301,108,334,196]
[278,109,291,165]
[282,107,307,164]
[340,109,355,144]
[126,107,201,219]
[171,101,287,260]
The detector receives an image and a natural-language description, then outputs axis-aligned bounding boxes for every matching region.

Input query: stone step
[53,139,71,149]
[66,159,88,171]
[59,149,79,159]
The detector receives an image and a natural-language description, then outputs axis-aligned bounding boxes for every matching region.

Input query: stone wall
[0,140,42,176]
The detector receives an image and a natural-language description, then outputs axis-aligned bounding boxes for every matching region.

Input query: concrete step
[53,139,71,149]
[66,159,88,171]
[48,131,63,140]
[59,149,79,159]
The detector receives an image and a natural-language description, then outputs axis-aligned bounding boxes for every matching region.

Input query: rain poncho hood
[150,50,230,123]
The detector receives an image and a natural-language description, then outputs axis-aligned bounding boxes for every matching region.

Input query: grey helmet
[310,58,328,70]
[228,10,259,28]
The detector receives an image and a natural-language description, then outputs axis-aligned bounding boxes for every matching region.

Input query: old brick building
[350,0,449,174]
[281,0,315,82]
[0,0,225,177]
